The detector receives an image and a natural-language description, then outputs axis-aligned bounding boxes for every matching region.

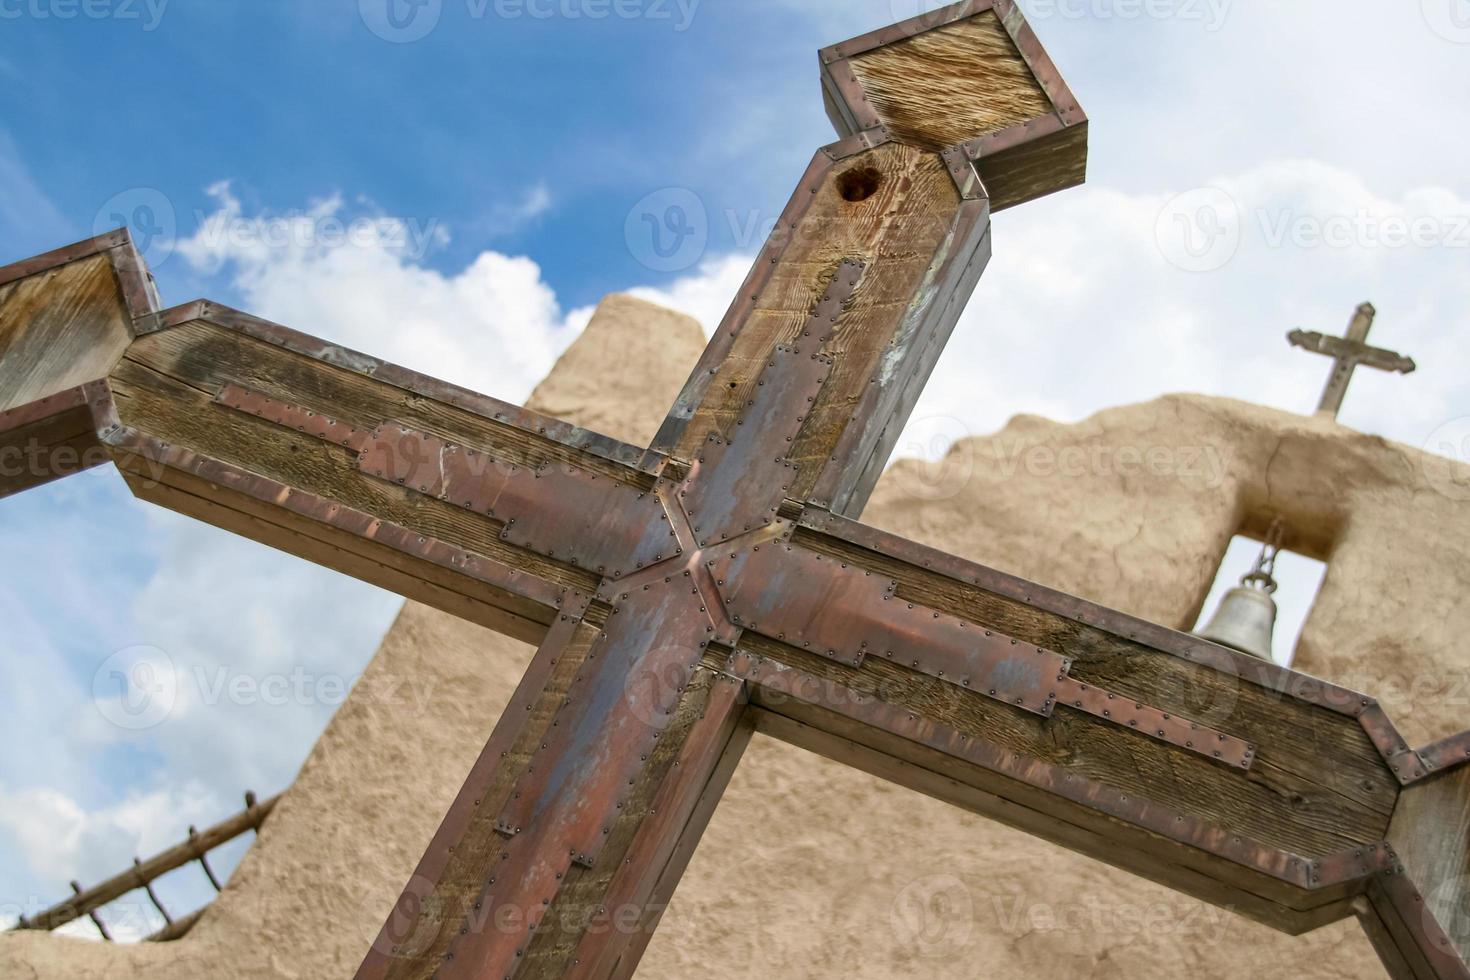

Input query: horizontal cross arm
[710,506,1469,954]
[99,301,687,642]
[1288,328,1417,374]
[0,236,685,645]
[0,230,158,496]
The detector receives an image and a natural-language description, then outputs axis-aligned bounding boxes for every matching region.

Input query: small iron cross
[1288,302,1417,419]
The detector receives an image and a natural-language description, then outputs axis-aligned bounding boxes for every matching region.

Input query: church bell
[1197,521,1284,663]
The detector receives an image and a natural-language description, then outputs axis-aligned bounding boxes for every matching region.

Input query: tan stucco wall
[4,293,1466,979]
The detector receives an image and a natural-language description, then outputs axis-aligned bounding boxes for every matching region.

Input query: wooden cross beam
[1,3,1467,978]
[1288,302,1418,419]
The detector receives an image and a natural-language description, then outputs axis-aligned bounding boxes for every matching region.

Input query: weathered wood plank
[823,2,1088,211]
[0,390,110,497]
[0,253,132,411]
[127,318,655,487]
[122,470,558,645]
[523,668,751,979]
[740,628,1387,861]
[1389,766,1470,965]
[366,614,603,975]
[660,140,991,523]
[669,143,958,473]
[847,10,1052,150]
[790,524,1398,819]
[108,322,642,598]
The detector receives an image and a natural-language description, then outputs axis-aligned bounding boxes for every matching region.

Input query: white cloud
[177,183,566,406]
[0,780,221,940]
[485,182,553,237]
[626,253,753,335]
[896,158,1470,466]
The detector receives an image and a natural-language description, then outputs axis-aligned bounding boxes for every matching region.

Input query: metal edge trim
[133,300,210,336]
[807,195,991,511]
[100,425,580,618]
[1369,866,1470,977]
[103,234,162,326]
[992,0,1087,124]
[0,384,94,433]
[818,55,884,134]
[728,649,1380,893]
[821,126,895,162]
[1405,730,1470,785]
[0,229,134,290]
[963,112,1070,162]
[1362,704,1432,786]
[648,148,836,460]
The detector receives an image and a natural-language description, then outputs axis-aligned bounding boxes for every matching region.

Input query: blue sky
[1,0,1468,944]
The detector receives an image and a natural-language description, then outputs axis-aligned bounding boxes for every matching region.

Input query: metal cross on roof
[1,3,1468,979]
[1288,302,1417,419]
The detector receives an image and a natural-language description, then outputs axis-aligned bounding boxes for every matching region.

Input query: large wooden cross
[2,3,1467,978]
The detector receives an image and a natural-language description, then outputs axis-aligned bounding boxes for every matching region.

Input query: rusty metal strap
[709,541,1255,767]
[729,651,1309,884]
[495,579,715,869]
[676,343,836,549]
[1414,731,1470,781]
[215,384,677,580]
[359,423,677,579]
[216,384,372,453]
[709,540,1065,717]
[1051,676,1254,770]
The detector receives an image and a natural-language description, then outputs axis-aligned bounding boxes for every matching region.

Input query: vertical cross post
[355,3,1086,977]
